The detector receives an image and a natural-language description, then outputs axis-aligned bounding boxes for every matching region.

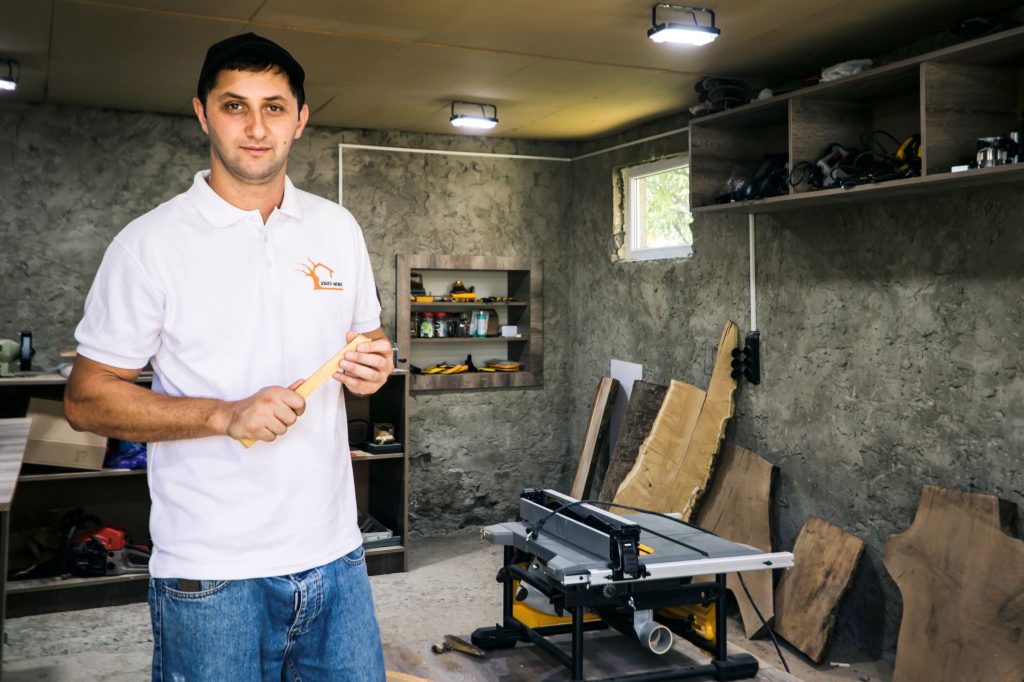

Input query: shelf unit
[396,255,543,391]
[690,25,1024,214]
[0,370,409,617]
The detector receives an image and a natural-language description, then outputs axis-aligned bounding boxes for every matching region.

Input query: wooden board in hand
[240,334,372,448]
[774,516,864,662]
[884,485,1024,682]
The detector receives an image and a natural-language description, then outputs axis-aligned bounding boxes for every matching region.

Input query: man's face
[192,68,309,185]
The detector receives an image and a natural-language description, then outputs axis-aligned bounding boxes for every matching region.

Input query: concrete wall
[567,115,1024,656]
[0,102,575,536]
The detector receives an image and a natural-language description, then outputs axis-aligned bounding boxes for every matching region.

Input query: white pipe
[339,143,570,162]
[571,126,689,161]
[748,213,757,332]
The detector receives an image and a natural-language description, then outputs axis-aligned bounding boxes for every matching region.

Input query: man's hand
[216,380,306,443]
[334,330,394,396]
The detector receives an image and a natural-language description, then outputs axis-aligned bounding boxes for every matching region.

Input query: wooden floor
[384,628,801,682]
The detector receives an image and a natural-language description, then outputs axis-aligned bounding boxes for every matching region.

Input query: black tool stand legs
[471,547,759,681]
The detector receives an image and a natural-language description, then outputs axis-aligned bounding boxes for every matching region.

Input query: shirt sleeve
[75,238,164,369]
[349,221,382,334]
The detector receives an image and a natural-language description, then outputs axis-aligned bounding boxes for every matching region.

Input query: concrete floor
[3,529,892,681]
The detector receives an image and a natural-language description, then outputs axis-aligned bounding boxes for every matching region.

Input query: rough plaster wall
[0,102,574,537]
[338,141,574,535]
[568,118,1024,657]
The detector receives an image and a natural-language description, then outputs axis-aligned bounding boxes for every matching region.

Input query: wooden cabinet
[690,26,1024,214]
[0,371,409,617]
[396,255,543,391]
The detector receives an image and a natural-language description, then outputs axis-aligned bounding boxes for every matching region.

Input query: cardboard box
[24,398,107,470]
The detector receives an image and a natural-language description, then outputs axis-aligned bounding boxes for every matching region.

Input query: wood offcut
[597,380,668,502]
[884,484,1024,682]
[693,442,778,638]
[570,378,620,500]
[774,517,864,663]
[614,321,738,520]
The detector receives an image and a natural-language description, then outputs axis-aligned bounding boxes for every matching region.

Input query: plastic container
[457,313,472,337]
[474,310,489,337]
[435,312,448,337]
[419,312,434,338]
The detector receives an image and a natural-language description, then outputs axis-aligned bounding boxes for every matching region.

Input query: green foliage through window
[633,165,693,250]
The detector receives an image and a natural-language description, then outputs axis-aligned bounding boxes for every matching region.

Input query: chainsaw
[63,511,151,577]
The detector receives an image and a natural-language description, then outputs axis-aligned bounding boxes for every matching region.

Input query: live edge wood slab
[774,517,864,663]
[693,442,778,639]
[884,485,1024,682]
[614,321,738,520]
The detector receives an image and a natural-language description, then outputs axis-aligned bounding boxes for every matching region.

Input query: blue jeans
[149,547,385,681]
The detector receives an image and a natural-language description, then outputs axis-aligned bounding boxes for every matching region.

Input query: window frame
[623,155,693,261]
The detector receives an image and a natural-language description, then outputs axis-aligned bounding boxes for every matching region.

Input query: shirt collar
[187,170,303,228]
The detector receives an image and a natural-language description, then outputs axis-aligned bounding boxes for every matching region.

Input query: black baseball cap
[197,33,305,108]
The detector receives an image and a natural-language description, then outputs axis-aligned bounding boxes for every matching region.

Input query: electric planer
[474,489,794,681]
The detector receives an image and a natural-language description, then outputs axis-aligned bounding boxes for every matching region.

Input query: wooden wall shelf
[396,255,543,391]
[690,25,1024,214]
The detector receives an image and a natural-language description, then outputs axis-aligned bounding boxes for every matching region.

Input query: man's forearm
[65,371,230,442]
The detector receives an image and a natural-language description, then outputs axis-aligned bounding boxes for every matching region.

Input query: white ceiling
[1,0,1018,140]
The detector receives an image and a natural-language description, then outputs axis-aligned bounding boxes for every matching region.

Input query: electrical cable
[736,572,791,673]
[525,495,791,672]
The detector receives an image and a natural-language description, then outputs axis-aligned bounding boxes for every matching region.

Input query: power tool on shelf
[63,510,151,577]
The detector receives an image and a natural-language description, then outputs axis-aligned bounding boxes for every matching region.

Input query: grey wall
[0,102,575,537]
[567,115,1024,657]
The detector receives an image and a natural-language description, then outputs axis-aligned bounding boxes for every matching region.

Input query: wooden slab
[612,379,706,512]
[570,378,619,500]
[884,485,1024,682]
[614,321,738,520]
[693,442,777,638]
[597,381,668,502]
[774,517,865,663]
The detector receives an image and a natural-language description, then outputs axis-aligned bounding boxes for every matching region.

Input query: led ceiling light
[449,100,498,130]
[0,60,18,92]
[647,4,720,46]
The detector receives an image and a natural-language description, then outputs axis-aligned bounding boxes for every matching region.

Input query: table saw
[473,489,794,681]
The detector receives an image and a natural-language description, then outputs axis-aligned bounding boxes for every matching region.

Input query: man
[65,33,390,681]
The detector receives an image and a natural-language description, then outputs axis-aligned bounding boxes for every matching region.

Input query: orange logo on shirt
[297,258,344,290]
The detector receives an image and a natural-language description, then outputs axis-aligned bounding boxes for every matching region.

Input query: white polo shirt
[75,170,381,579]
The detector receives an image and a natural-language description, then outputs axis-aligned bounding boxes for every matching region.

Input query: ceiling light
[450,100,498,130]
[647,4,720,46]
[0,60,18,92]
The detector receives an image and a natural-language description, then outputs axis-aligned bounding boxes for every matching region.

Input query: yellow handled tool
[239,334,372,448]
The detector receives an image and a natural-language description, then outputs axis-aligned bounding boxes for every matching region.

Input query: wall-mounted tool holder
[731,331,760,385]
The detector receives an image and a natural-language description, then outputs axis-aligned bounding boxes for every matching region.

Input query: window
[621,156,693,261]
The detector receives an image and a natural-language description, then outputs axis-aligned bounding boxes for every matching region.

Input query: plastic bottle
[474,310,489,337]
